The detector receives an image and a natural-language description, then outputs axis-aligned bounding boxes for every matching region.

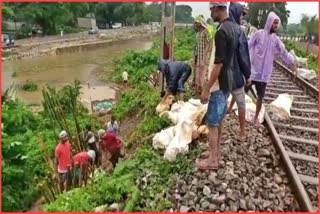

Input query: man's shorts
[245,80,267,98]
[231,87,246,109]
[59,172,67,184]
[206,90,229,127]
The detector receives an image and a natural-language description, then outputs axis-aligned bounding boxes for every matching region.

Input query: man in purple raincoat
[245,11,297,127]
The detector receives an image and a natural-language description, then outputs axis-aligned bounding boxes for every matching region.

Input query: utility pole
[159,2,176,96]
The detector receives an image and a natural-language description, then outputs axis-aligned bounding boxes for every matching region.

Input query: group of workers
[157,2,298,170]
[55,116,124,191]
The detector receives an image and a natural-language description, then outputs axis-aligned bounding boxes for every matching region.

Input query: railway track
[260,61,318,211]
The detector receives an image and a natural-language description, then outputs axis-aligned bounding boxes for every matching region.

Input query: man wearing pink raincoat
[245,11,297,127]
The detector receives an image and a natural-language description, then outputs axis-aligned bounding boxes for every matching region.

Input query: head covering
[59,130,67,139]
[87,150,96,161]
[264,12,281,32]
[249,11,294,84]
[194,16,208,29]
[209,2,228,8]
[194,15,202,23]
[158,60,170,74]
[98,129,105,138]
[229,2,244,25]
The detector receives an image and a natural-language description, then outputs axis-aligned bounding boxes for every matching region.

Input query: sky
[175,2,319,24]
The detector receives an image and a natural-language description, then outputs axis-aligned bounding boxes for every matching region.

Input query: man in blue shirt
[157,60,192,101]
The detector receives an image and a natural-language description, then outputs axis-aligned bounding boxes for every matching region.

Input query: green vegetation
[2,81,98,211]
[2,26,208,211]
[42,27,199,211]
[2,2,194,37]
[22,80,38,91]
[284,40,318,73]
[246,3,290,29]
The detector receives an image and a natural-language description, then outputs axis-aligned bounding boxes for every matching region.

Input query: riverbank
[2,37,153,110]
[2,25,160,61]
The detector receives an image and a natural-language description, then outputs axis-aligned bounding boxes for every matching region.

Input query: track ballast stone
[165,114,300,212]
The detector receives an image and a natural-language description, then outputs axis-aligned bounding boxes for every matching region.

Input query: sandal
[196,158,219,170]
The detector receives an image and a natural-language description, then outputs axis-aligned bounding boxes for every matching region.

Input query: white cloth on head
[59,130,67,138]
[209,2,229,8]
[98,129,105,138]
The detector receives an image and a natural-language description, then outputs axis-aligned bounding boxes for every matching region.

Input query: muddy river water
[2,37,153,108]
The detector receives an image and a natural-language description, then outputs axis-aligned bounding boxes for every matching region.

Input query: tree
[175,5,193,23]
[247,2,290,29]
[300,14,318,53]
[2,5,14,20]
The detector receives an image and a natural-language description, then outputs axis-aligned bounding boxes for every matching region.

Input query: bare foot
[200,150,222,160]
[196,158,218,170]
[236,133,248,142]
[254,119,261,128]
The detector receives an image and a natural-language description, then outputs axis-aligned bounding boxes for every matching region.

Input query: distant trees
[300,14,318,53]
[2,2,194,35]
[246,2,290,29]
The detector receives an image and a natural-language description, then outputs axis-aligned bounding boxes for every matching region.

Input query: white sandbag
[155,98,209,162]
[160,99,207,125]
[163,120,193,162]
[297,68,317,81]
[152,126,175,150]
[156,94,175,113]
[268,93,294,121]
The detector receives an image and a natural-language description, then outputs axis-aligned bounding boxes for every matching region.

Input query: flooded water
[2,37,153,106]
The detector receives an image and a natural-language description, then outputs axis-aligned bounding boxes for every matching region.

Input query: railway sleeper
[271,78,292,82]
[265,92,310,99]
[283,141,318,159]
[270,80,293,85]
[290,107,318,114]
[286,151,318,163]
[290,111,319,120]
[279,135,318,146]
[275,127,318,141]
[273,122,318,133]
[286,119,318,129]
[299,174,318,186]
[266,87,305,94]
[267,84,300,90]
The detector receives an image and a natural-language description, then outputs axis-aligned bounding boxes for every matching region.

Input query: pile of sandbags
[153,98,208,162]
[289,49,317,81]
[268,93,294,121]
